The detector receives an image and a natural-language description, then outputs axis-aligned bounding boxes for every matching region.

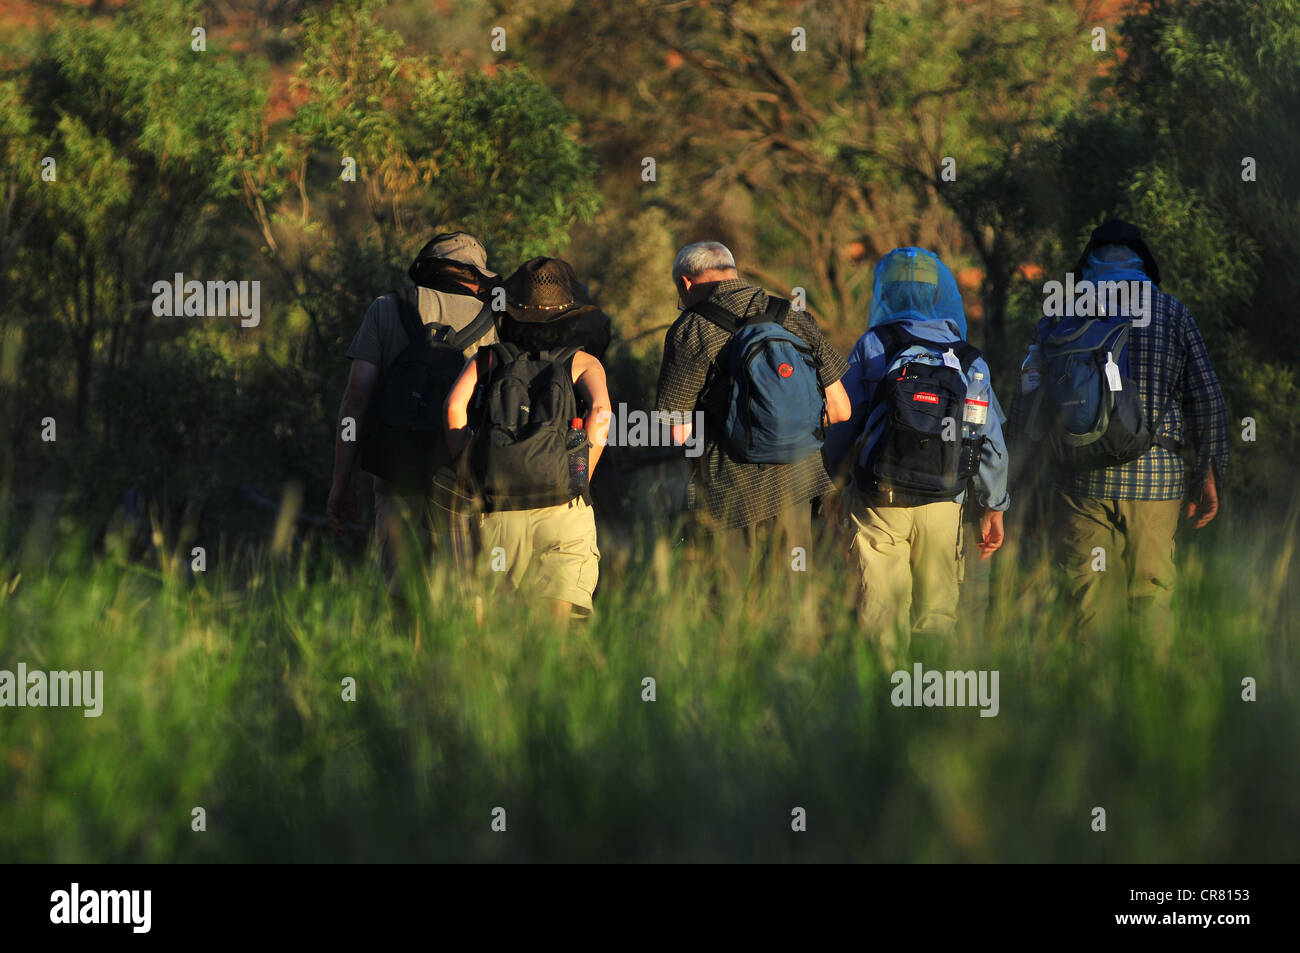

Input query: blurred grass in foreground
[0,499,1296,863]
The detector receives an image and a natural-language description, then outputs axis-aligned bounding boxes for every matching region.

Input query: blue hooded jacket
[824,247,1010,510]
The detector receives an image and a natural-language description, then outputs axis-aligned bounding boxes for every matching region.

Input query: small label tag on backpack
[1104,352,1122,391]
[942,348,962,370]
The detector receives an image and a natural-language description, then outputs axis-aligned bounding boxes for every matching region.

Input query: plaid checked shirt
[1007,286,1229,500]
[654,279,850,528]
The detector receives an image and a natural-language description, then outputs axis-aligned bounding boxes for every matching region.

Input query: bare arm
[824,378,852,425]
[444,356,479,460]
[327,359,379,533]
[573,353,612,474]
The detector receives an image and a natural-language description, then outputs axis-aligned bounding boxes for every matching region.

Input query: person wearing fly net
[824,248,1010,665]
[1004,221,1228,659]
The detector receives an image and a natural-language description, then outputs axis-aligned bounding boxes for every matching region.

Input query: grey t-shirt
[346,285,495,369]
[346,286,496,496]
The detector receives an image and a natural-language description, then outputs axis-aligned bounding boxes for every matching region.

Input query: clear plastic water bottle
[567,417,588,492]
[963,371,989,440]
[1020,343,1042,393]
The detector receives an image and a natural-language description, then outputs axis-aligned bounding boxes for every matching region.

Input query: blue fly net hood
[1083,243,1149,284]
[867,247,968,339]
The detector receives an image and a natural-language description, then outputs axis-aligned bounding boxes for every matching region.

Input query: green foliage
[0,0,602,526]
[1045,0,1300,500]
[511,0,1104,339]
[288,0,600,269]
[0,509,1295,861]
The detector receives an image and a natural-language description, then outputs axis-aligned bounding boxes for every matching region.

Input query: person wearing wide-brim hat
[492,256,613,360]
[444,257,614,623]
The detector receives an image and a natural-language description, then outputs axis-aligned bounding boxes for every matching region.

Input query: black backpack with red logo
[855,324,983,504]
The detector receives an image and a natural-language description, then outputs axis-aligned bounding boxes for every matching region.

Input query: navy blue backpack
[1035,315,1177,469]
[693,297,826,464]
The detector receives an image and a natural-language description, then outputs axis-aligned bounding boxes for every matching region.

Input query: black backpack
[468,343,586,512]
[855,324,983,504]
[359,287,494,493]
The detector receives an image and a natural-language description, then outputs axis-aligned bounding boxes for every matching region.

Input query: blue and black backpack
[692,297,826,464]
[1034,314,1178,470]
[854,324,984,504]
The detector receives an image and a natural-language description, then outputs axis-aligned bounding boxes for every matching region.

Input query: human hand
[1186,466,1219,528]
[326,481,356,536]
[978,508,1005,560]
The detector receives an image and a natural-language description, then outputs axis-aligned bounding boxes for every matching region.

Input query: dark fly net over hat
[868,246,968,338]
[408,231,497,288]
[1074,219,1161,286]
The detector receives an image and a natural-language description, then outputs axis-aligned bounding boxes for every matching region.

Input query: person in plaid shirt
[654,241,852,581]
[1008,220,1229,655]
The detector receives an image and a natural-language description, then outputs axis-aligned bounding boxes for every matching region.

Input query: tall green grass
[0,502,1296,862]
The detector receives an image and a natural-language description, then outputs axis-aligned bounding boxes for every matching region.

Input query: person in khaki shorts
[824,248,1010,664]
[445,258,612,621]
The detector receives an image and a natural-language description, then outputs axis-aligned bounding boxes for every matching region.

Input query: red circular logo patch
[778,363,794,378]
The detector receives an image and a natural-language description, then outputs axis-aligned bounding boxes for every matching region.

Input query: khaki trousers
[703,499,814,587]
[373,468,471,597]
[1054,492,1181,655]
[849,493,963,663]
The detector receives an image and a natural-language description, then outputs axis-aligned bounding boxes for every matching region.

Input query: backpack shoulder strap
[445,298,497,351]
[1149,402,1182,454]
[477,342,520,391]
[392,287,427,347]
[544,345,581,366]
[763,296,791,327]
[952,341,982,373]
[689,300,740,335]
[470,345,494,416]
[873,323,916,361]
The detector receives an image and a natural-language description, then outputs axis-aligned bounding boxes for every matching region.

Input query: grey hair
[672,241,737,282]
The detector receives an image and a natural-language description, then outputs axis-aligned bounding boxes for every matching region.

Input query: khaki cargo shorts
[477,496,600,615]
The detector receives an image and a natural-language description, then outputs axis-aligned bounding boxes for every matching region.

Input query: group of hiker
[326,221,1229,654]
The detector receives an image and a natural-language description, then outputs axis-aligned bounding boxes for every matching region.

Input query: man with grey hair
[655,241,852,581]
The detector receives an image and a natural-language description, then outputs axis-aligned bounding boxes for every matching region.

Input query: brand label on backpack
[854,327,985,504]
